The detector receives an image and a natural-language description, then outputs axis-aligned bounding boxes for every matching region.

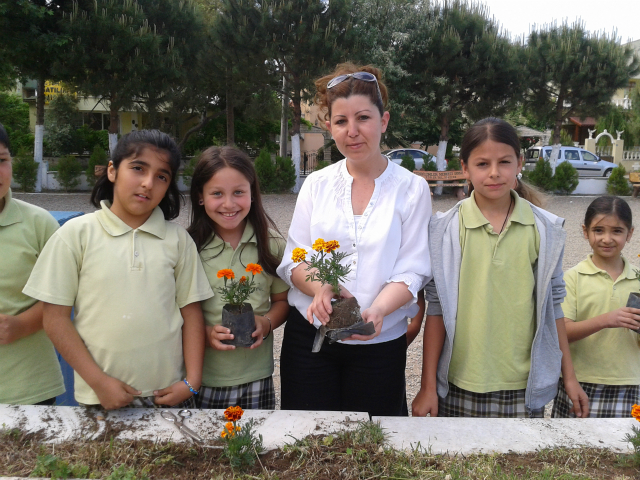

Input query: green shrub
[529,159,554,191]
[446,157,461,171]
[55,155,83,192]
[315,160,330,171]
[12,149,39,192]
[607,165,631,196]
[255,148,297,193]
[317,143,343,163]
[423,158,437,171]
[399,154,416,172]
[181,152,200,187]
[553,161,579,194]
[85,144,108,187]
[255,148,275,192]
[273,155,297,192]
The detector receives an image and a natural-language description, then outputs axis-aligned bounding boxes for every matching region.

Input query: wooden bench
[630,172,640,198]
[413,170,467,199]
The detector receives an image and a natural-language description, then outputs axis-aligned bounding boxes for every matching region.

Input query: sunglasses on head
[327,72,383,105]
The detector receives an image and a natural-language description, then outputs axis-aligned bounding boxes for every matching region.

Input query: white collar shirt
[277,159,432,344]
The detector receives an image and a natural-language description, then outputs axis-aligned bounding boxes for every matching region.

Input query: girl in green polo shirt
[188,146,289,410]
[0,122,65,405]
[552,196,640,418]
[413,118,589,418]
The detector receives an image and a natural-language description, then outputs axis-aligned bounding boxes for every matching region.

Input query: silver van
[524,146,616,177]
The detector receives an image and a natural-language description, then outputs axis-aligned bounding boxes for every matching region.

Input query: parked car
[382,148,434,170]
[524,146,617,177]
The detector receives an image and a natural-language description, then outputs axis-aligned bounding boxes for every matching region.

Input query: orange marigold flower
[239,276,247,283]
[224,405,244,421]
[323,240,340,253]
[246,263,263,275]
[221,430,228,438]
[291,247,307,263]
[217,269,235,280]
[225,422,235,431]
[312,238,326,252]
[632,404,640,421]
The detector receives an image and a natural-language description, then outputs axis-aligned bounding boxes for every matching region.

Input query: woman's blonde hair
[314,62,388,122]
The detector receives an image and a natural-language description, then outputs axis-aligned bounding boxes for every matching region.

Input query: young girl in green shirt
[188,146,289,409]
[553,196,640,417]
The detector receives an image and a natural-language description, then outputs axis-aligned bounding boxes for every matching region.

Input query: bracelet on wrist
[262,315,273,341]
[183,378,199,395]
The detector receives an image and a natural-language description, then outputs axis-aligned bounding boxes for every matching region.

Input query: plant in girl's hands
[292,239,351,295]
[217,264,262,307]
[220,406,263,469]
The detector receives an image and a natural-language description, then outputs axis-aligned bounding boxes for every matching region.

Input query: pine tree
[393,0,524,193]
[525,21,639,170]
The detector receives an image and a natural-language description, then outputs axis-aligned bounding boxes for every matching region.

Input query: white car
[382,148,434,170]
[524,146,617,177]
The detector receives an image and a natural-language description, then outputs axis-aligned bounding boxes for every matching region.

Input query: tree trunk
[550,93,565,174]
[279,73,288,158]
[226,66,234,146]
[434,116,451,195]
[291,77,302,192]
[108,100,120,155]
[34,76,46,192]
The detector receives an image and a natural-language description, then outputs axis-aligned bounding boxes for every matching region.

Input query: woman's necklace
[498,194,514,235]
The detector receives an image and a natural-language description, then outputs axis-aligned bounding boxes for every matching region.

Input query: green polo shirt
[0,189,65,404]
[200,222,289,388]
[562,255,640,385]
[23,201,213,404]
[449,191,540,393]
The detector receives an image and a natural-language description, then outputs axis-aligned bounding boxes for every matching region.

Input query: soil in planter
[326,297,363,329]
[221,303,256,347]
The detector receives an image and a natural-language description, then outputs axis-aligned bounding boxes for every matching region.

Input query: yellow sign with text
[44,81,77,105]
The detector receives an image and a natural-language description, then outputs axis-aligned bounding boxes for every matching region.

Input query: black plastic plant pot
[221,303,256,347]
[626,292,640,333]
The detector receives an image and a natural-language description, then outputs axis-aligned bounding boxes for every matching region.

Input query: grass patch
[1,422,638,479]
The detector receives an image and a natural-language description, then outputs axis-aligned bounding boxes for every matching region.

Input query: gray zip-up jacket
[425,199,566,412]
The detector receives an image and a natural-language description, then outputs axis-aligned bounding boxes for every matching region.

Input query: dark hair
[314,62,388,120]
[0,123,10,153]
[460,117,520,164]
[90,130,183,220]
[584,196,633,230]
[187,146,282,277]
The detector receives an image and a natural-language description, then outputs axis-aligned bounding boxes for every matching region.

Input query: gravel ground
[14,191,640,414]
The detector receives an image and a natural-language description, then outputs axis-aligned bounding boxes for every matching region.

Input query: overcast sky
[481,0,638,44]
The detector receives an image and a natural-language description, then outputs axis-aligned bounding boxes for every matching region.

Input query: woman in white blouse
[276,63,432,416]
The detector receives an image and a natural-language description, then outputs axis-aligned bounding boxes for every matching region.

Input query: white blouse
[277,159,432,344]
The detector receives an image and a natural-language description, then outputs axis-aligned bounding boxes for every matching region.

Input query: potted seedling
[217,264,263,347]
[625,267,640,333]
[292,239,375,352]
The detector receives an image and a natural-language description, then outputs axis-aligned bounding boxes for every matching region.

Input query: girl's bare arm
[564,308,640,342]
[412,314,445,417]
[556,318,589,417]
[155,301,205,406]
[251,290,290,348]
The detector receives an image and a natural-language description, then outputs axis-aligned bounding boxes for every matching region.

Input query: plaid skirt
[439,382,544,418]
[551,377,640,418]
[196,376,275,410]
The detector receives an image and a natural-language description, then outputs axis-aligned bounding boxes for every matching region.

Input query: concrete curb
[0,405,367,452]
[373,416,638,454]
